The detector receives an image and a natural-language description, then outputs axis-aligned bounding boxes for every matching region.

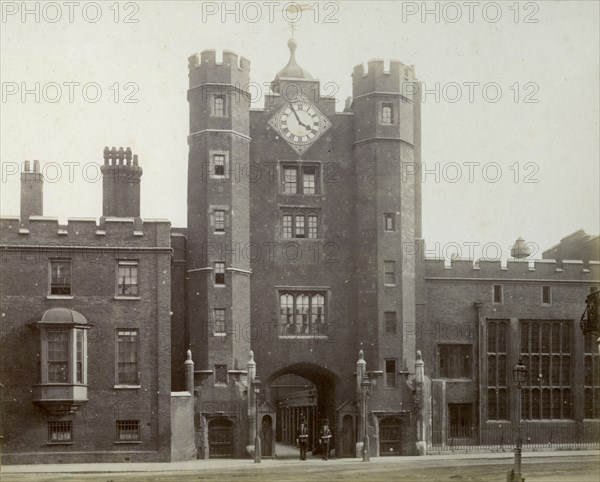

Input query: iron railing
[430,423,600,453]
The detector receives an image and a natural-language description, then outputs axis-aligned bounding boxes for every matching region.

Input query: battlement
[352,59,417,99]
[188,49,250,90]
[0,216,171,248]
[425,257,600,281]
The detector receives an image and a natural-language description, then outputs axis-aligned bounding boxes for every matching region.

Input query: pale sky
[1,1,598,261]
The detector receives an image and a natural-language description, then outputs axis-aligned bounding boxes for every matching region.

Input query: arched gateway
[267,363,340,456]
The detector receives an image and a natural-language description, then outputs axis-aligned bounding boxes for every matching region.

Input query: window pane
[215,262,225,284]
[461,346,471,378]
[553,388,562,419]
[282,215,293,238]
[118,263,138,295]
[498,389,507,420]
[384,213,395,231]
[487,323,496,352]
[542,388,551,419]
[295,215,305,238]
[118,330,138,384]
[561,323,570,353]
[76,329,83,384]
[385,359,396,387]
[487,390,497,420]
[498,322,507,353]
[117,420,140,441]
[542,286,551,304]
[214,309,226,334]
[214,95,225,116]
[487,356,496,386]
[382,104,393,124]
[50,260,71,295]
[541,323,550,353]
[307,215,318,238]
[561,356,570,385]
[311,294,325,326]
[384,261,396,285]
[48,330,69,383]
[215,365,227,385]
[213,155,225,176]
[48,421,72,442]
[302,168,316,194]
[493,285,502,303]
[552,323,560,353]
[562,389,572,418]
[283,168,298,194]
[498,355,507,386]
[214,210,225,232]
[280,294,294,326]
[296,294,309,333]
[385,312,396,334]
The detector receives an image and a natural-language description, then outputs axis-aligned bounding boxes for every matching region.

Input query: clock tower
[185,39,424,458]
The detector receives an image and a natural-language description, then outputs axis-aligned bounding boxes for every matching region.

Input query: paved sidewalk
[1,449,598,474]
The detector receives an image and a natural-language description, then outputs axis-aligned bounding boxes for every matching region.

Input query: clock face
[268,95,331,155]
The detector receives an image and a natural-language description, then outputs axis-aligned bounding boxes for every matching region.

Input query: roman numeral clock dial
[268,95,331,155]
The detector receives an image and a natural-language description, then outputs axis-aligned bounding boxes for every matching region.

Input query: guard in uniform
[298,416,309,460]
[319,419,332,460]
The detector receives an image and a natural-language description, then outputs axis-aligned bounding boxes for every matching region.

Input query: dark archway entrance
[379,417,402,456]
[261,415,274,456]
[341,414,355,456]
[208,418,234,458]
[267,363,338,457]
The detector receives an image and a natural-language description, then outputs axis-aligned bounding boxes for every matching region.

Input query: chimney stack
[20,160,43,225]
[100,146,143,218]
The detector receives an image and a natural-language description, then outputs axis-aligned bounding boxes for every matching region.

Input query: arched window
[296,294,310,332]
[311,294,325,325]
[278,291,328,337]
[213,95,226,117]
[280,294,294,325]
[381,104,393,124]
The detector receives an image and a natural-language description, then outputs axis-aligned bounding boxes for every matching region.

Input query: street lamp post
[511,358,528,482]
[253,376,262,464]
[361,374,371,462]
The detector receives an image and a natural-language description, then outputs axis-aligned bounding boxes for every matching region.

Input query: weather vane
[283,3,311,39]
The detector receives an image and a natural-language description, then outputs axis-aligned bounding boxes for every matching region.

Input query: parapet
[188,49,251,90]
[425,256,599,280]
[0,216,171,248]
[352,59,417,99]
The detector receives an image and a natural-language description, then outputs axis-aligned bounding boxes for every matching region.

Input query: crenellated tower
[351,59,422,387]
[186,50,252,375]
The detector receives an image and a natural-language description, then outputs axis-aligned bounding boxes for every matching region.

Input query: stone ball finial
[416,350,422,361]
[288,37,297,52]
[511,236,532,259]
